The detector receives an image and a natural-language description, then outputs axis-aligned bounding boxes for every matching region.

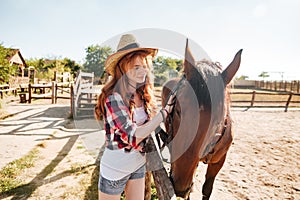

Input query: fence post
[54,81,58,103]
[28,83,32,104]
[51,81,55,104]
[285,92,293,112]
[146,137,176,200]
[70,84,74,117]
[251,91,256,107]
[284,81,287,91]
[271,81,273,90]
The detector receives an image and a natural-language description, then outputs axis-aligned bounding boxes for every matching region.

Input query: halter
[154,74,194,199]
[163,74,186,108]
[155,74,199,199]
[156,75,186,148]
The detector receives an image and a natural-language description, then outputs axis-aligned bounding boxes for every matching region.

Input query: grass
[0,148,39,193]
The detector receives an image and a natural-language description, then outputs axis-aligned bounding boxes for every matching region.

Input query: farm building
[5,48,28,77]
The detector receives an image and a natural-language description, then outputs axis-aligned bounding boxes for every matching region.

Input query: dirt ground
[0,97,299,199]
[192,109,300,200]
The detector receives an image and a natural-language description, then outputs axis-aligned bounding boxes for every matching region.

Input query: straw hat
[105,34,158,76]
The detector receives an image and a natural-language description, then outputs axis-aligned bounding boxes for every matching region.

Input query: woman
[95,34,173,200]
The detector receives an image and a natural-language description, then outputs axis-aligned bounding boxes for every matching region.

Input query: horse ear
[221,49,243,85]
[184,38,196,80]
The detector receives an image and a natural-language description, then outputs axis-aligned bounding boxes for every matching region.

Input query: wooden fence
[0,84,17,99]
[0,77,30,99]
[254,80,300,93]
[71,71,101,118]
[54,72,73,103]
[230,91,300,112]
[1,71,101,118]
[28,82,56,104]
[154,87,300,112]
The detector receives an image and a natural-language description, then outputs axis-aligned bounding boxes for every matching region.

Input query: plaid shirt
[104,92,146,151]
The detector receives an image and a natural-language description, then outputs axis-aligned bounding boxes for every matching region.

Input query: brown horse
[161,40,242,199]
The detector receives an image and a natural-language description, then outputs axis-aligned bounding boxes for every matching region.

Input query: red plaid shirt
[104,92,146,151]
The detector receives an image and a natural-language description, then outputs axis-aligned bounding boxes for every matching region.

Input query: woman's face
[126,56,148,84]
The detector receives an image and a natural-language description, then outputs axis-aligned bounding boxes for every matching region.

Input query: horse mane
[185,59,227,111]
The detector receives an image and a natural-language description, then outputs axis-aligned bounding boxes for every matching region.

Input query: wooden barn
[5,48,28,77]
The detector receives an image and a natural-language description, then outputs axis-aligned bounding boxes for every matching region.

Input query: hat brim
[105,47,158,76]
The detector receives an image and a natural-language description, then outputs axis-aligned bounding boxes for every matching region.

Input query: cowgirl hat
[105,34,158,76]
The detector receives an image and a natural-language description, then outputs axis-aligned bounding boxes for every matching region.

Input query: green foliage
[83,45,113,78]
[25,57,82,80]
[26,58,44,71]
[236,75,249,80]
[61,58,81,76]
[153,56,182,86]
[0,148,39,193]
[258,71,269,79]
[153,56,182,74]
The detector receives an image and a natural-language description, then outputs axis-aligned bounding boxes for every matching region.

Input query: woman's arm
[134,110,166,144]
[134,94,174,144]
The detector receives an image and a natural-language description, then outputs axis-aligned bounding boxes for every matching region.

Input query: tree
[83,45,113,78]
[258,71,269,80]
[61,58,81,77]
[153,56,182,86]
[236,75,249,80]
[25,57,82,81]
[26,58,45,71]
[153,56,182,74]
[153,56,173,74]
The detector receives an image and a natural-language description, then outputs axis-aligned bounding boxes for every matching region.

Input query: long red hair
[95,51,157,120]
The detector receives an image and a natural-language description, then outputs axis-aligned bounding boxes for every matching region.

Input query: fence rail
[230,91,300,111]
[2,78,300,113]
[154,87,300,112]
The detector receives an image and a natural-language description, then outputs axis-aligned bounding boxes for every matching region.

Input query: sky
[1,0,299,80]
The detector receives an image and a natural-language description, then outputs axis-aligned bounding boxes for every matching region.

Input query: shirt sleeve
[105,92,140,148]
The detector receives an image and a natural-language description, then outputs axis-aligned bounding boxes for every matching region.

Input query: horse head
[162,39,242,199]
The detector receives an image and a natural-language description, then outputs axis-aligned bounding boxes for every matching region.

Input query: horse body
[161,41,242,199]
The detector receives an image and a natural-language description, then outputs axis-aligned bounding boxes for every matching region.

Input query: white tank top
[133,106,148,125]
[100,106,148,180]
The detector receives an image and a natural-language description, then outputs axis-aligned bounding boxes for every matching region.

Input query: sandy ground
[191,110,300,200]
[0,96,299,199]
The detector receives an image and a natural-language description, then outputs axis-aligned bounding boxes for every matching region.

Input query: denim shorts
[98,165,146,195]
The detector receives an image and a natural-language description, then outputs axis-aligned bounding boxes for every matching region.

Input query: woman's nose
[138,67,147,74]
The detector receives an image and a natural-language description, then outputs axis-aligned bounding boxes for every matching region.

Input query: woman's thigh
[98,190,120,200]
[124,177,145,200]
